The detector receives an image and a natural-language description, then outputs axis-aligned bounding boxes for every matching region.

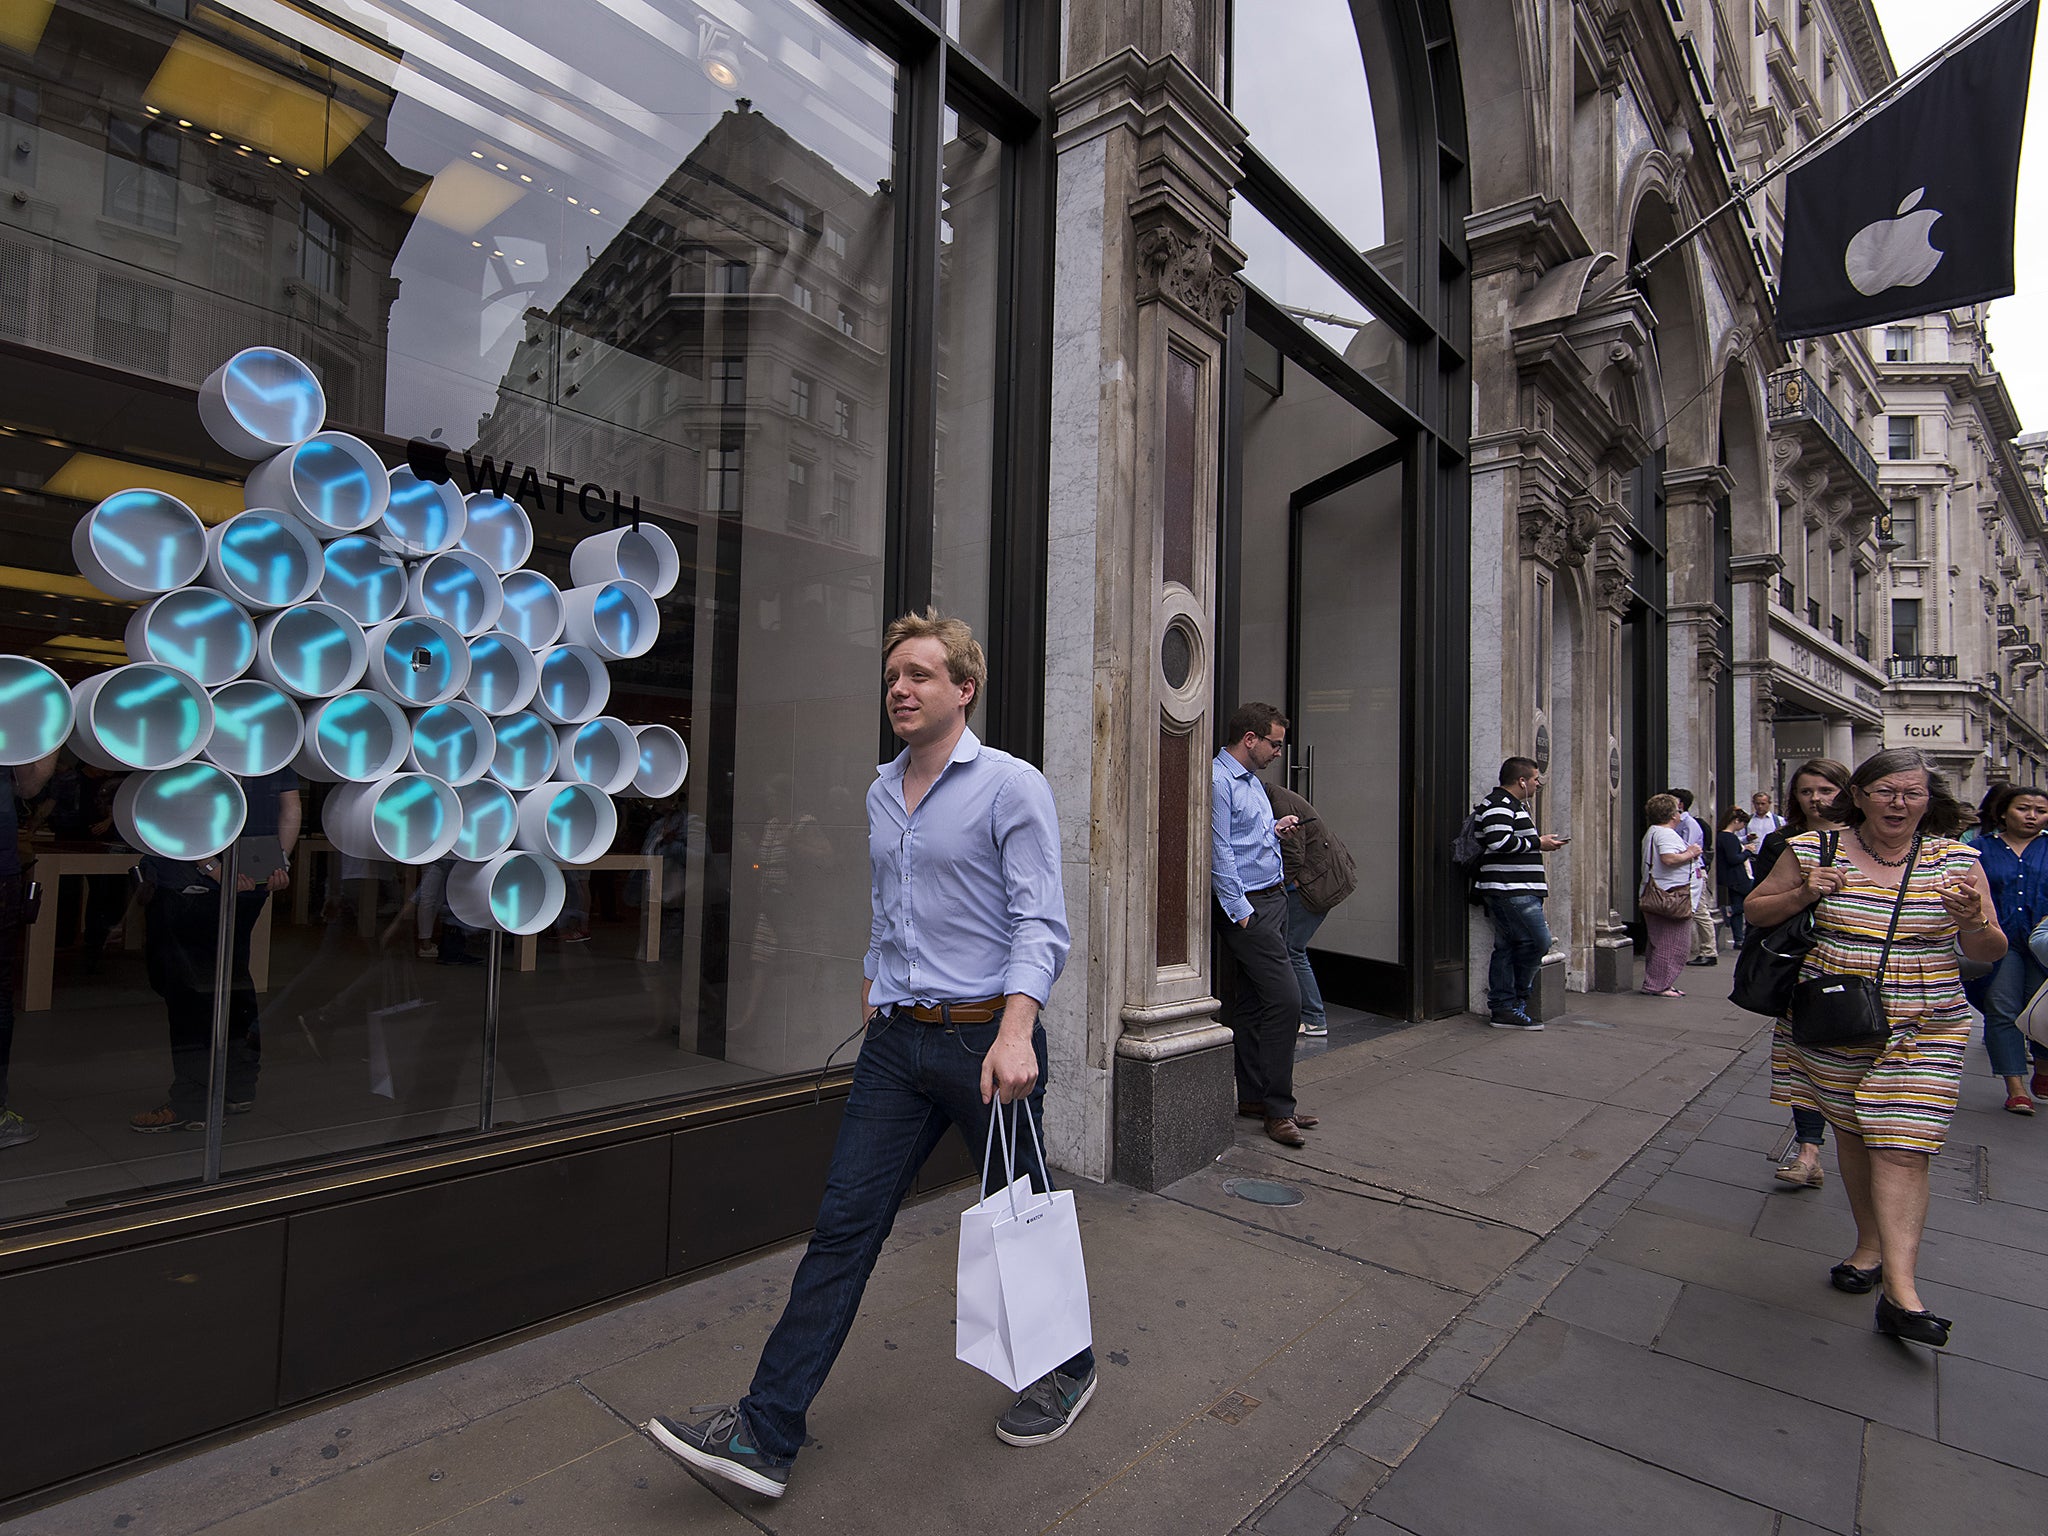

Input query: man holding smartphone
[1472,756,1567,1030]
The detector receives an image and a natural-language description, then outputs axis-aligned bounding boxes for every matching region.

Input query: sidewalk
[2,977,1852,1535]
[1255,1012,2048,1535]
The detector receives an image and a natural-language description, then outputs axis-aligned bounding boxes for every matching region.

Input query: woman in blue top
[1963,782,2048,1114]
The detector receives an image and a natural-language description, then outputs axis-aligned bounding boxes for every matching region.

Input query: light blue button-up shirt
[864,728,1070,1010]
[1212,749,1283,924]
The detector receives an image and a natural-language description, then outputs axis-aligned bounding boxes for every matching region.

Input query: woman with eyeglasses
[1962,783,2048,1114]
[1743,748,2005,1348]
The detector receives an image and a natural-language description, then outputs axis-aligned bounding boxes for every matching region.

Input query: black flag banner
[1777,0,2038,341]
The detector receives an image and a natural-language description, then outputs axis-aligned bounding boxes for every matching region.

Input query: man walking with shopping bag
[648,610,1090,1499]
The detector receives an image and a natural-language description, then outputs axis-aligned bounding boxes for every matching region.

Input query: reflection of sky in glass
[456,780,517,860]
[322,536,409,623]
[499,571,563,648]
[90,492,207,595]
[413,703,493,781]
[220,515,318,606]
[221,349,325,449]
[1232,0,1388,255]
[491,709,557,788]
[371,775,452,860]
[290,436,384,533]
[207,681,303,776]
[0,658,73,762]
[1234,199,1383,356]
[94,667,207,768]
[269,606,363,695]
[129,764,245,859]
[315,693,402,780]
[491,852,558,929]
[140,590,256,687]
[379,619,461,702]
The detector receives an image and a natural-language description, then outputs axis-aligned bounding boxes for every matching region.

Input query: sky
[1872,0,2048,433]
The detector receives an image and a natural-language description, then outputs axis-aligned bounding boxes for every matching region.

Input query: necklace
[1854,829,1915,868]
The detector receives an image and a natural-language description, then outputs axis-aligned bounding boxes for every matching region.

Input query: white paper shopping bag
[956,1102,1094,1392]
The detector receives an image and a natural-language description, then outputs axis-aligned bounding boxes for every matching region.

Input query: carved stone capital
[1135,222,1243,333]
[1596,564,1633,616]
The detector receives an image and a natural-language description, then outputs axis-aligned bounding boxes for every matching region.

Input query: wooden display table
[513,853,663,971]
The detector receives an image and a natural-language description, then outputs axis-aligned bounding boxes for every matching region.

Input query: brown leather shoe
[1238,1102,1319,1129]
[1265,1117,1307,1148]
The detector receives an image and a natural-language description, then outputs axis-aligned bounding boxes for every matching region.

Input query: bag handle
[981,1097,1023,1216]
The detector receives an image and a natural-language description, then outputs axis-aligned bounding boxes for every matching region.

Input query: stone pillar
[1592,562,1637,992]
[1044,9,1244,1190]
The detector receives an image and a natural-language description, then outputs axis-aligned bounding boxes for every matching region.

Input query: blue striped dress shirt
[1212,750,1284,924]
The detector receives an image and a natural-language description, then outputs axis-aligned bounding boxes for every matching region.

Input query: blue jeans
[1285,887,1327,1031]
[1977,946,2048,1079]
[739,1009,1092,1462]
[1483,893,1550,1018]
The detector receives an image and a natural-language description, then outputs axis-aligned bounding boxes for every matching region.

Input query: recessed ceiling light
[295,167,309,176]
[492,250,504,258]
[519,174,532,183]
[471,151,484,159]
[589,207,600,215]
[494,162,508,171]
[207,131,221,139]
[471,240,483,248]
[566,196,579,205]
[513,258,526,266]
[266,155,282,164]
[145,105,161,115]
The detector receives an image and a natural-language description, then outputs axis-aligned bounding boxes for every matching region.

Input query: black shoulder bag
[1729,832,1837,1018]
[1787,836,1917,1050]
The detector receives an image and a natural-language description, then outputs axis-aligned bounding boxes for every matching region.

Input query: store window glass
[946,0,1007,75]
[0,0,901,1222]
[1231,0,1411,290]
[1234,199,1404,397]
[933,108,1000,666]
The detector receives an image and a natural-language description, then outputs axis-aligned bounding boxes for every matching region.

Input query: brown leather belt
[905,995,1007,1025]
[1246,883,1283,899]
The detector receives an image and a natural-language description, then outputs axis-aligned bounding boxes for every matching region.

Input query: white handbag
[955,1100,1094,1393]
[2019,974,2048,1053]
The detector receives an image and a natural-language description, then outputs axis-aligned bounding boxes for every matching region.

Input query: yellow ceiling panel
[144,33,371,172]
[44,454,244,526]
[0,565,122,604]
[413,159,525,236]
[0,1,55,56]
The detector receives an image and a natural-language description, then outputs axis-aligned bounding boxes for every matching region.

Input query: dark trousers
[1217,887,1299,1121]
[0,876,21,1110]
[149,887,267,1120]
[739,1009,1091,1462]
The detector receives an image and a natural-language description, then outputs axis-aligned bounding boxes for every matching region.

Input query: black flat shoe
[1875,1292,1951,1347]
[1830,1260,1882,1294]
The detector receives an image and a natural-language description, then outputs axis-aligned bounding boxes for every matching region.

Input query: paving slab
[1910,1277,2048,1381]
[1857,1423,2048,1536]
[431,1433,760,1536]
[1368,1395,1776,1536]
[1650,1282,1938,1437]
[1918,1188,2048,1253]
[1636,1169,1771,1233]
[1595,1209,1878,1328]
[1467,1315,1862,1531]
[1537,1256,1683,1346]
[1932,1354,2048,1477]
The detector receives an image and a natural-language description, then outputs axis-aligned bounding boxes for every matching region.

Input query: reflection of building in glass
[0,0,418,664]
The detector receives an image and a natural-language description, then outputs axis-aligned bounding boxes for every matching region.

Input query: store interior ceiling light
[0,0,54,55]
[699,22,743,90]
[145,34,371,173]
[0,567,118,605]
[45,454,243,526]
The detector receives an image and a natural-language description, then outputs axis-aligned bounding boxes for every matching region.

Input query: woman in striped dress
[1743,749,2007,1348]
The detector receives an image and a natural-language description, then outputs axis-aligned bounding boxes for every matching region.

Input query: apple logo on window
[1844,188,1944,297]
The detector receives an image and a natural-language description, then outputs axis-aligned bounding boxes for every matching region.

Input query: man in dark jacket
[1263,781,1356,1038]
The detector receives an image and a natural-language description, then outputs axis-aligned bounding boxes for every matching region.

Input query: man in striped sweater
[1473,756,1565,1030]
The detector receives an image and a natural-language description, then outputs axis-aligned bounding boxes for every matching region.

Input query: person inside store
[1716,806,1755,951]
[1639,794,1700,998]
[1743,748,2003,1347]
[130,769,299,1133]
[1961,782,2048,1114]
[1749,757,1853,1189]
[0,751,59,1150]
[648,610,1089,1499]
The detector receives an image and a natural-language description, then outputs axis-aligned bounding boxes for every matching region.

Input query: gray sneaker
[0,1110,34,1149]
[648,1406,790,1498]
[996,1362,1097,1447]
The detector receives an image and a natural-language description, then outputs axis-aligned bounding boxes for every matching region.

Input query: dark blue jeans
[1977,946,2048,1079]
[1285,886,1328,1032]
[739,1009,1092,1462]
[1483,893,1550,1018]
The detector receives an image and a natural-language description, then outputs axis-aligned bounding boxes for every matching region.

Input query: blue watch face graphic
[499,569,563,648]
[321,535,408,624]
[217,348,325,451]
[288,434,385,534]
[456,781,517,861]
[490,710,557,789]
[377,618,462,703]
[417,555,499,636]
[412,703,493,784]
[385,467,464,552]
[0,657,74,765]
[136,590,257,687]
[490,852,559,929]
[461,493,532,574]
[464,633,532,714]
[205,680,303,776]
[264,605,364,697]
[89,666,210,769]
[85,491,209,597]
[218,513,319,608]
[123,763,246,859]
[314,692,402,781]
[370,774,454,862]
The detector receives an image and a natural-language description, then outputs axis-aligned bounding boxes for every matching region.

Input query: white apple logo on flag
[1844,188,1945,296]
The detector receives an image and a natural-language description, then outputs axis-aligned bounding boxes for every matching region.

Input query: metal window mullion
[883,34,944,653]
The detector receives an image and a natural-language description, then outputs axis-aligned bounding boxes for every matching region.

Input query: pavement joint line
[1245,1017,1778,1529]
[404,1430,645,1536]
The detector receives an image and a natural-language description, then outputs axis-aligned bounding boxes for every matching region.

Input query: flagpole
[1607,0,2036,296]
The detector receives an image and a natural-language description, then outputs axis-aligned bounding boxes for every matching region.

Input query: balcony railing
[1778,578,1795,612]
[1998,603,2017,626]
[1855,632,1871,661]
[1767,366,1885,505]
[1807,598,1822,629]
[1888,654,1959,681]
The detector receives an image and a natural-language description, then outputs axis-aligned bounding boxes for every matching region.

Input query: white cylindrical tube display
[202,679,305,777]
[459,493,533,574]
[125,589,257,688]
[570,522,680,598]
[294,690,410,783]
[446,850,564,935]
[72,490,210,601]
[363,614,469,707]
[407,700,495,786]
[497,569,565,649]
[558,579,660,661]
[486,708,558,790]
[322,772,462,864]
[320,534,409,625]
[113,764,247,860]
[0,656,76,766]
[252,603,369,699]
[552,715,638,794]
[452,778,518,862]
[245,431,388,540]
[197,347,326,459]
[406,550,503,638]
[513,781,616,867]
[530,644,609,725]
[626,724,688,799]
[70,664,214,771]
[203,510,325,611]
[382,466,466,555]
[460,631,538,717]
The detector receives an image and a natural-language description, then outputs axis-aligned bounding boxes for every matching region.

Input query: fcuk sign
[1883,713,1969,749]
